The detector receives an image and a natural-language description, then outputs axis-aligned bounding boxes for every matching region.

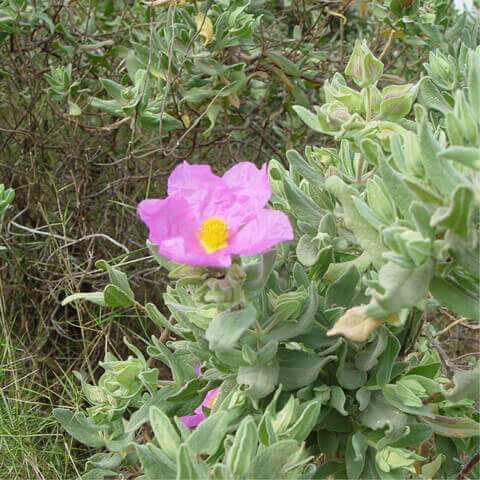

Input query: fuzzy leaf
[53,409,106,448]
[278,349,336,391]
[237,362,279,400]
[206,304,256,351]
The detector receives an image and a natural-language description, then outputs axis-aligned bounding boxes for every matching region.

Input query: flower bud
[345,40,384,88]
[324,73,363,113]
[377,121,407,151]
[267,288,308,323]
[319,101,351,132]
[308,146,338,171]
[366,176,396,223]
[376,447,424,474]
[228,390,247,409]
[203,264,246,305]
[379,84,416,120]
[425,51,457,90]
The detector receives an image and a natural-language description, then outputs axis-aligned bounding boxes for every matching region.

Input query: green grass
[0,278,84,479]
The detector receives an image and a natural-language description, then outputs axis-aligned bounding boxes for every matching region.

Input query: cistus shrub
[43,1,480,479]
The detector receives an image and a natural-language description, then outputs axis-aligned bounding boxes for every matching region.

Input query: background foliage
[0,0,479,478]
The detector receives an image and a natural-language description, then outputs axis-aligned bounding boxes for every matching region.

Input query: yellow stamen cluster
[198,217,229,253]
[206,394,217,408]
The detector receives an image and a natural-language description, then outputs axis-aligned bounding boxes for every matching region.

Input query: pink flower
[179,387,220,428]
[137,162,293,268]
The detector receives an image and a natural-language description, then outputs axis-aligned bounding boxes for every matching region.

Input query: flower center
[198,217,229,253]
[206,394,217,408]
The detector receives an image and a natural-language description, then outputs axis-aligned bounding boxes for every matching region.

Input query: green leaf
[68,101,82,116]
[283,400,321,442]
[99,78,125,101]
[418,112,465,197]
[430,275,479,320]
[89,97,124,116]
[283,176,324,225]
[296,235,320,267]
[248,440,301,479]
[226,416,258,478]
[422,454,445,479]
[206,304,256,351]
[96,260,135,300]
[266,51,301,77]
[355,327,388,372]
[422,415,480,438]
[146,303,184,337]
[418,78,452,114]
[181,87,216,104]
[390,423,433,448]
[103,284,135,308]
[278,349,336,391]
[356,387,371,411]
[337,342,367,390]
[360,138,384,167]
[358,392,407,436]
[383,385,434,417]
[86,452,123,471]
[286,150,324,188]
[325,265,360,309]
[330,386,347,416]
[366,259,434,318]
[149,406,180,460]
[177,443,206,480]
[325,176,385,269]
[187,411,234,456]
[258,411,277,446]
[444,365,480,402]
[243,249,277,293]
[53,409,106,448]
[82,468,118,480]
[410,202,435,240]
[293,105,325,133]
[352,196,388,231]
[346,432,368,479]
[237,362,279,400]
[439,146,480,170]
[402,175,443,205]
[324,252,372,283]
[376,329,400,386]
[61,292,105,307]
[430,186,476,246]
[378,159,416,219]
[468,52,480,123]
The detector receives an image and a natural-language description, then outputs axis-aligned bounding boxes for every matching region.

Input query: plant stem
[456,452,480,480]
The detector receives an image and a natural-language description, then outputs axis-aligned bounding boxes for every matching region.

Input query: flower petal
[223,162,271,212]
[200,387,220,409]
[138,195,196,246]
[168,162,224,199]
[160,237,232,267]
[179,413,205,428]
[138,195,232,267]
[229,209,293,255]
